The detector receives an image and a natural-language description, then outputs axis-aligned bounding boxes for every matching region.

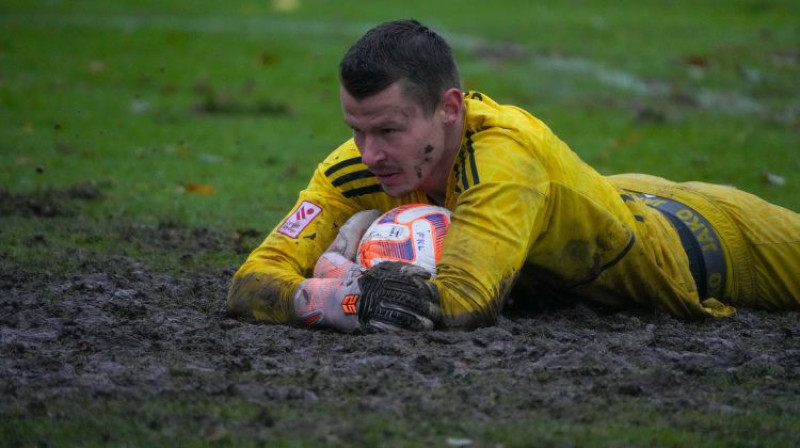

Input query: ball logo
[357,204,451,275]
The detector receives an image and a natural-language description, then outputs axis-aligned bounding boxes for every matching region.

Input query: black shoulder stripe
[331,169,375,187]
[457,131,480,190]
[324,156,363,177]
[458,132,470,189]
[459,153,469,190]
[342,184,383,198]
[453,158,462,193]
[466,138,480,185]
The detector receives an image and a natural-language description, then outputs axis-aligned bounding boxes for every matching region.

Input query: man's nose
[359,135,386,166]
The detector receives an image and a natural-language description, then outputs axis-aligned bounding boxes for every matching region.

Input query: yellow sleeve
[434,125,549,328]
[227,157,361,323]
[226,140,412,323]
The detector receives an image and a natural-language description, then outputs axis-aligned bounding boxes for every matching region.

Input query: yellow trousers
[610,174,800,310]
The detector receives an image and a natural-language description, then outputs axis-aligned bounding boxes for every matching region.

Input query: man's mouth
[376,172,399,182]
[371,169,401,183]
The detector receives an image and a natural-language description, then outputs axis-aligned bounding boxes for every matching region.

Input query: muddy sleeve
[434,128,548,329]
[227,165,361,324]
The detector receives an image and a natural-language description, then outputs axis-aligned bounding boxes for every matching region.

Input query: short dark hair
[339,19,460,116]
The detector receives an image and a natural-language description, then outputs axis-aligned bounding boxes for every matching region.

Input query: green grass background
[2,0,798,233]
[1,0,799,446]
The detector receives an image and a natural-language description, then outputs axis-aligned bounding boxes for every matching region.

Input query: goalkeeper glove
[292,261,441,332]
[313,209,379,279]
[293,210,442,332]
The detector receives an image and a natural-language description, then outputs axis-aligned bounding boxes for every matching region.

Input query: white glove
[293,272,363,332]
[292,261,442,333]
[313,209,380,279]
[292,210,442,332]
[293,209,378,332]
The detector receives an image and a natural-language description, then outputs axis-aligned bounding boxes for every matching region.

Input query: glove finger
[394,263,433,279]
[327,210,381,260]
[369,261,431,280]
[364,320,403,333]
[367,312,435,332]
[379,305,437,331]
[382,298,442,324]
[378,280,441,318]
[365,304,431,331]
[314,252,357,278]
[380,278,435,297]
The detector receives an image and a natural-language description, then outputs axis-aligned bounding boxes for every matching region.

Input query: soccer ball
[357,204,451,275]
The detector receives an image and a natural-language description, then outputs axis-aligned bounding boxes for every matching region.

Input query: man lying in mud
[227,19,800,332]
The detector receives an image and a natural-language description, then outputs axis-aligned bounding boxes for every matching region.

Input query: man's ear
[440,88,463,124]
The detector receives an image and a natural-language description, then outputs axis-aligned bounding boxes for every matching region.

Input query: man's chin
[379,183,411,198]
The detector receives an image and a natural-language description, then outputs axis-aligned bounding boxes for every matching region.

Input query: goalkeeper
[227,19,800,332]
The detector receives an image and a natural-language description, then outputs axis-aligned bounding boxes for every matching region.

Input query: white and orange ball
[357,204,451,275]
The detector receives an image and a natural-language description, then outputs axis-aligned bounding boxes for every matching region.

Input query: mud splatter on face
[423,144,434,163]
[415,165,423,178]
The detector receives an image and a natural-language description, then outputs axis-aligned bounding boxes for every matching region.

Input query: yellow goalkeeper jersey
[229,91,738,327]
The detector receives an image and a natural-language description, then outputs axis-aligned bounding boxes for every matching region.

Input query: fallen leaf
[684,54,712,68]
[260,52,279,67]
[183,183,216,195]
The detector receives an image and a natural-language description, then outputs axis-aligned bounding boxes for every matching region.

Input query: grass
[3,395,798,447]
[2,0,798,234]
[1,0,799,446]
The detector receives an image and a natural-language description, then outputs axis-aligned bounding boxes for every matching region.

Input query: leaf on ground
[260,52,279,67]
[183,183,216,195]
[684,55,713,68]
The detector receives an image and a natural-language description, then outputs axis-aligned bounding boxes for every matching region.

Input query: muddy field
[1,188,799,445]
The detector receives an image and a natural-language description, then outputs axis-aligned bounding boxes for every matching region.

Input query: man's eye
[380,128,396,135]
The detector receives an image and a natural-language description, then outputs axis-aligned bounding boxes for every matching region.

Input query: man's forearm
[226,272,297,323]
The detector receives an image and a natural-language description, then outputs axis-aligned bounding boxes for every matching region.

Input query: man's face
[340,82,449,198]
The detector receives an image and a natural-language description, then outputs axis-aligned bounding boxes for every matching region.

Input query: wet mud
[1,187,799,441]
[2,252,799,436]
[1,183,103,218]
